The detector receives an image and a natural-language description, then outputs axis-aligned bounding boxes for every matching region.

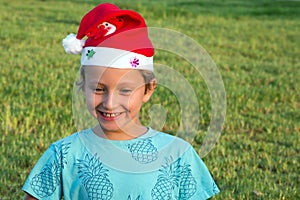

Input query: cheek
[85,91,100,107]
[128,91,145,110]
[84,95,97,118]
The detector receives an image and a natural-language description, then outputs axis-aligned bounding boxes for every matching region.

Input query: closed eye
[120,89,132,95]
[94,87,106,94]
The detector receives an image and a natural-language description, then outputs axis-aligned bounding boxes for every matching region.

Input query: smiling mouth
[98,111,123,120]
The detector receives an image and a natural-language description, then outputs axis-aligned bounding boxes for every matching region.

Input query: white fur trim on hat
[62,33,86,54]
[81,47,153,71]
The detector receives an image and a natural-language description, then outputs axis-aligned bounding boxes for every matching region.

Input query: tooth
[102,112,120,117]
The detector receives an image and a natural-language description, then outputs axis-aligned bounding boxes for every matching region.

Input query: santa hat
[62,3,154,71]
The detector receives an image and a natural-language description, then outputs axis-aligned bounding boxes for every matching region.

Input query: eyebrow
[88,80,103,85]
[88,80,143,86]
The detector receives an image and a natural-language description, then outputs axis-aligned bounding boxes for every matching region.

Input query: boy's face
[84,66,155,137]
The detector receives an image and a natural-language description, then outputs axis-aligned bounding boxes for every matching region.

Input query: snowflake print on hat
[130,56,140,68]
[86,49,96,59]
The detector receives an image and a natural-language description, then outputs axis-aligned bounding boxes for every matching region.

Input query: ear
[79,67,85,92]
[143,79,156,103]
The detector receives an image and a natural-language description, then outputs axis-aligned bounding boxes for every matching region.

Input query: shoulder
[50,129,91,149]
[150,129,191,146]
[147,128,193,156]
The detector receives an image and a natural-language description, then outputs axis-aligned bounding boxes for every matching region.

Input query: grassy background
[1,0,299,199]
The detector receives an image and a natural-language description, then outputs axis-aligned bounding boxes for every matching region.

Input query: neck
[92,124,148,140]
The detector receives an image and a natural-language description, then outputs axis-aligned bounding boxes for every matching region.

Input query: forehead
[83,66,144,84]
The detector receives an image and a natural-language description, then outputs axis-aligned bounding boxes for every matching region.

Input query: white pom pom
[62,33,85,54]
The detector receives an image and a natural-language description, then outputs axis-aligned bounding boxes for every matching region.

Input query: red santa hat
[62,3,154,71]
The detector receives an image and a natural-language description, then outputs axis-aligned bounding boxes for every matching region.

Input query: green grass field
[1,0,299,199]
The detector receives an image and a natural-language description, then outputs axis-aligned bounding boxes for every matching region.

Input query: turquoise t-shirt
[22,128,219,199]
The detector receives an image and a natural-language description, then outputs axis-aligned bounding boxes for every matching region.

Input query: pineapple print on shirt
[77,153,114,200]
[151,157,181,200]
[127,138,158,164]
[151,157,197,200]
[30,142,71,198]
[212,182,219,194]
[127,195,143,200]
[178,163,197,199]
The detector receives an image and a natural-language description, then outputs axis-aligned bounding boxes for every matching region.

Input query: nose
[102,91,116,110]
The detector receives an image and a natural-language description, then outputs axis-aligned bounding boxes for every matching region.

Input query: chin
[97,120,123,132]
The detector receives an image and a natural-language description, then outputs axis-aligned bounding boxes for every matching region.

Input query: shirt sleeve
[22,143,63,199]
[179,146,220,200]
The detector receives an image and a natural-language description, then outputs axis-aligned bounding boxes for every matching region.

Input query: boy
[23,3,219,199]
